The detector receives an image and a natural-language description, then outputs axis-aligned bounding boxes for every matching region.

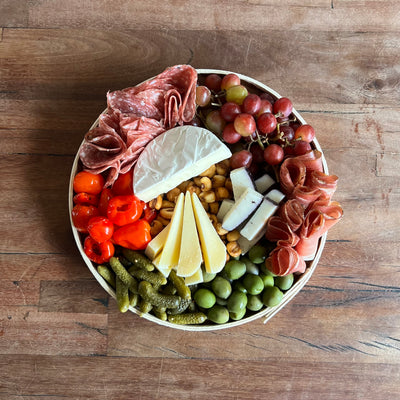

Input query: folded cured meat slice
[265,216,300,247]
[295,201,343,258]
[279,199,305,232]
[294,150,324,175]
[266,245,306,276]
[306,170,338,198]
[291,185,324,209]
[279,158,306,195]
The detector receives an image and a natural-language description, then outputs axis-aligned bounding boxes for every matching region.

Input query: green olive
[223,260,246,280]
[248,245,268,264]
[207,305,230,324]
[194,288,216,309]
[211,276,232,299]
[241,257,259,275]
[262,286,284,307]
[275,274,294,291]
[247,294,264,311]
[229,307,247,321]
[232,280,247,294]
[259,273,274,288]
[242,274,264,295]
[227,291,248,313]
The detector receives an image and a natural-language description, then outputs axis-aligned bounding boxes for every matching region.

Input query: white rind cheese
[230,167,255,201]
[133,126,232,202]
[221,187,263,231]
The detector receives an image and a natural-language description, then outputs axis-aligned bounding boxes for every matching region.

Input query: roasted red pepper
[142,203,158,224]
[113,219,152,250]
[84,236,115,264]
[73,192,99,206]
[71,204,100,233]
[107,195,143,226]
[87,216,114,243]
[112,170,133,196]
[98,188,113,216]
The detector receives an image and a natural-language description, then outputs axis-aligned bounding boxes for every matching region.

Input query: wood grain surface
[1,1,399,399]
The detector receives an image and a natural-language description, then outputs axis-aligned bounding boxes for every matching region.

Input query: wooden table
[1,1,399,399]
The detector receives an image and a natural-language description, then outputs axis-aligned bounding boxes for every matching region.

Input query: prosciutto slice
[79,65,197,187]
[279,199,305,232]
[279,158,306,195]
[295,201,343,258]
[267,245,306,276]
[265,216,300,247]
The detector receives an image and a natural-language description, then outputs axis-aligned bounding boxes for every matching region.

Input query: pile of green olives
[192,245,295,324]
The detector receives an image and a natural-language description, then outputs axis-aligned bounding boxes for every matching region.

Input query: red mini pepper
[84,236,115,264]
[73,192,99,206]
[113,219,152,250]
[71,204,100,233]
[87,216,114,243]
[107,195,143,226]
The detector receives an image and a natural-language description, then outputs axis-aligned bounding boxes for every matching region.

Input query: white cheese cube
[221,187,263,232]
[216,199,235,222]
[254,174,275,194]
[230,167,255,200]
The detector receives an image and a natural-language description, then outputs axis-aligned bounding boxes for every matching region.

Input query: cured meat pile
[265,149,343,276]
[79,65,197,187]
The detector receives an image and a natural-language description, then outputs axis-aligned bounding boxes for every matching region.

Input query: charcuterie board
[69,67,342,330]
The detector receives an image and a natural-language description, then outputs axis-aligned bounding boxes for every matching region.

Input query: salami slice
[79,65,198,187]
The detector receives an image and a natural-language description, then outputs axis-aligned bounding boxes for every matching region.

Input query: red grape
[263,144,284,165]
[250,143,265,164]
[221,73,241,91]
[220,102,242,122]
[257,99,273,116]
[222,123,242,144]
[293,140,312,155]
[230,150,253,169]
[205,110,226,135]
[226,85,248,105]
[260,92,275,104]
[242,94,261,115]
[205,74,222,92]
[234,113,256,137]
[294,124,315,143]
[185,116,202,126]
[273,97,293,118]
[280,125,295,142]
[257,112,277,135]
[196,86,211,107]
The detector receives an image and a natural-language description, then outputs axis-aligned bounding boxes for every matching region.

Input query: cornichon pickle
[129,293,139,308]
[153,306,168,321]
[167,298,192,315]
[138,299,153,314]
[122,248,155,271]
[109,257,138,293]
[138,281,180,308]
[129,267,167,287]
[97,265,116,288]
[118,255,132,268]
[169,270,191,300]
[167,312,207,325]
[116,277,130,313]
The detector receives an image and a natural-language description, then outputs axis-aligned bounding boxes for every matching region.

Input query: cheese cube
[157,192,184,271]
[254,174,275,194]
[176,191,203,277]
[216,199,234,222]
[240,190,285,241]
[230,167,255,200]
[191,193,226,274]
[221,187,263,231]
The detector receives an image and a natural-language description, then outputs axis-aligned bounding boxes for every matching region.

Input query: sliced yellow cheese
[157,192,185,272]
[152,253,171,277]
[191,193,226,274]
[144,224,170,260]
[184,267,203,285]
[176,191,203,277]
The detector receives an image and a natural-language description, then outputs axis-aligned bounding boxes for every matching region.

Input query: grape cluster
[193,73,316,173]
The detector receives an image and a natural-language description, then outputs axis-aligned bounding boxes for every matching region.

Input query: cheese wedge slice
[191,193,226,274]
[152,253,172,277]
[157,192,184,272]
[176,191,203,277]
[133,126,232,202]
[184,267,204,285]
[144,224,170,260]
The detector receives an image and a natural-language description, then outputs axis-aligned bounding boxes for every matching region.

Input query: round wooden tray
[69,69,328,331]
